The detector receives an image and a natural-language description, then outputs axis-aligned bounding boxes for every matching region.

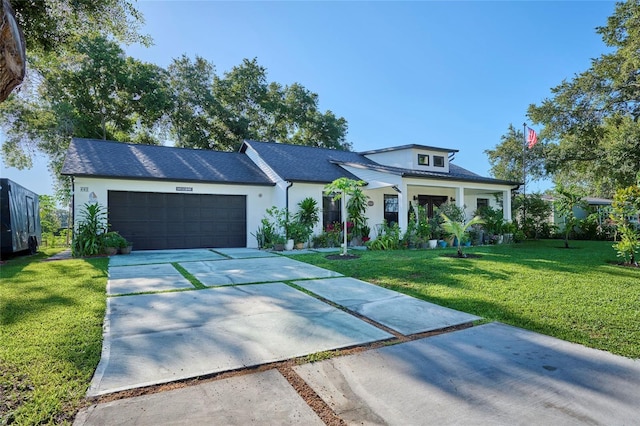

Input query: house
[542,195,614,230]
[61,138,520,250]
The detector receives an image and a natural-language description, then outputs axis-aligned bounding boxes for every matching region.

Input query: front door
[417,195,449,218]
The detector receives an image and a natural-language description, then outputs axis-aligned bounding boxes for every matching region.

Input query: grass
[0,248,108,425]
[294,240,640,359]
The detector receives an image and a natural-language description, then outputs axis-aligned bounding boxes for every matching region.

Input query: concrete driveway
[76,248,640,425]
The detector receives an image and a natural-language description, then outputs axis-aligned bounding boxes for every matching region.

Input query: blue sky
[2,0,616,197]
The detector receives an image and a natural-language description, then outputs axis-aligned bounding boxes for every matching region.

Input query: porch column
[398,182,408,232]
[455,186,465,213]
[503,189,512,221]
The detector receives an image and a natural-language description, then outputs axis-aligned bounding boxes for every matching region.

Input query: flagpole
[522,122,527,227]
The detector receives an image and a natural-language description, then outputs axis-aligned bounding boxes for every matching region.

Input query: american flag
[527,128,538,149]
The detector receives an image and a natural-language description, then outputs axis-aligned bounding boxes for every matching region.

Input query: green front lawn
[295,240,640,359]
[0,249,108,425]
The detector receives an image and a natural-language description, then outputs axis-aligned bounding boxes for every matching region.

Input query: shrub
[367,221,400,250]
[72,203,107,257]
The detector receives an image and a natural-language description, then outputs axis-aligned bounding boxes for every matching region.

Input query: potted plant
[288,221,311,249]
[119,237,133,254]
[272,235,286,251]
[102,231,126,255]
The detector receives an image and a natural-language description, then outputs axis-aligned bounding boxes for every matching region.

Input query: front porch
[360,180,514,239]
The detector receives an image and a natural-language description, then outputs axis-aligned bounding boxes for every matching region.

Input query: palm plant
[441,213,484,258]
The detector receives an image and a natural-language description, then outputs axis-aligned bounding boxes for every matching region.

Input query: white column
[455,186,465,216]
[503,189,512,221]
[398,183,408,232]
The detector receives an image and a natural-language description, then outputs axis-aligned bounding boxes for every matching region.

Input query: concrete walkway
[75,248,640,425]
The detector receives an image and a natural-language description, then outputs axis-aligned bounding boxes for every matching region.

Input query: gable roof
[61,138,274,186]
[240,140,376,183]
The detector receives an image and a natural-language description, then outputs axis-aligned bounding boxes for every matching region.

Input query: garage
[108,191,246,250]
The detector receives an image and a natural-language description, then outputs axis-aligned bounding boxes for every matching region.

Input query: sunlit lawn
[0,249,108,425]
[294,240,640,359]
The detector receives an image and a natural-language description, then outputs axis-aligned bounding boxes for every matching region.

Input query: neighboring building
[61,138,520,250]
[542,195,614,230]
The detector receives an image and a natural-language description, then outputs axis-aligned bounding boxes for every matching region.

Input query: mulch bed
[439,253,482,259]
[325,254,360,260]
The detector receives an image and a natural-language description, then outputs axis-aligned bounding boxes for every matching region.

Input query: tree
[485,124,546,183]
[440,214,484,258]
[0,36,172,198]
[554,184,588,249]
[213,58,350,151]
[39,195,60,234]
[12,0,148,54]
[512,193,554,239]
[527,1,640,196]
[324,178,366,256]
[610,184,640,265]
[166,55,241,151]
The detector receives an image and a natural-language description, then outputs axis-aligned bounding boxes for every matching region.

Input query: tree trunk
[0,0,26,102]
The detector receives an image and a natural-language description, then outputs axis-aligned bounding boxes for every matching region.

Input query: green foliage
[475,205,505,236]
[324,178,366,255]
[440,214,485,257]
[527,1,640,195]
[554,184,588,248]
[168,57,350,151]
[102,231,128,249]
[38,195,60,234]
[430,202,465,240]
[612,225,640,265]
[288,221,312,244]
[295,197,320,230]
[346,188,369,237]
[610,185,640,264]
[367,221,401,251]
[313,223,342,248]
[71,203,107,257]
[13,0,148,55]
[512,193,554,239]
[485,124,546,183]
[415,205,432,241]
[402,211,419,247]
[0,36,172,198]
[295,240,640,358]
[0,250,108,424]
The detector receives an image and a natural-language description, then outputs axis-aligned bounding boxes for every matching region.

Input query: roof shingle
[61,138,274,185]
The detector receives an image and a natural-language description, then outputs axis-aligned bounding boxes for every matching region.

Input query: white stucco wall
[72,177,275,248]
[363,148,451,173]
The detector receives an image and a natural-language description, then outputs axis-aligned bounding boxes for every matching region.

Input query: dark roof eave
[360,144,459,155]
[61,173,276,186]
[401,171,521,186]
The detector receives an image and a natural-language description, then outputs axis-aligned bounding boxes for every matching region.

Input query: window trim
[433,155,445,167]
[417,154,429,166]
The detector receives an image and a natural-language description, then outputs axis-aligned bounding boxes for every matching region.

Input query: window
[322,195,341,229]
[384,194,399,225]
[433,155,445,167]
[418,154,429,166]
[477,198,489,210]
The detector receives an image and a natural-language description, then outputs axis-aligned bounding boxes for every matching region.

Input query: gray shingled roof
[241,140,376,183]
[61,138,275,185]
[331,160,520,186]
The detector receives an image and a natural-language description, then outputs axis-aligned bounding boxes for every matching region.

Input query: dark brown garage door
[108,191,246,250]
